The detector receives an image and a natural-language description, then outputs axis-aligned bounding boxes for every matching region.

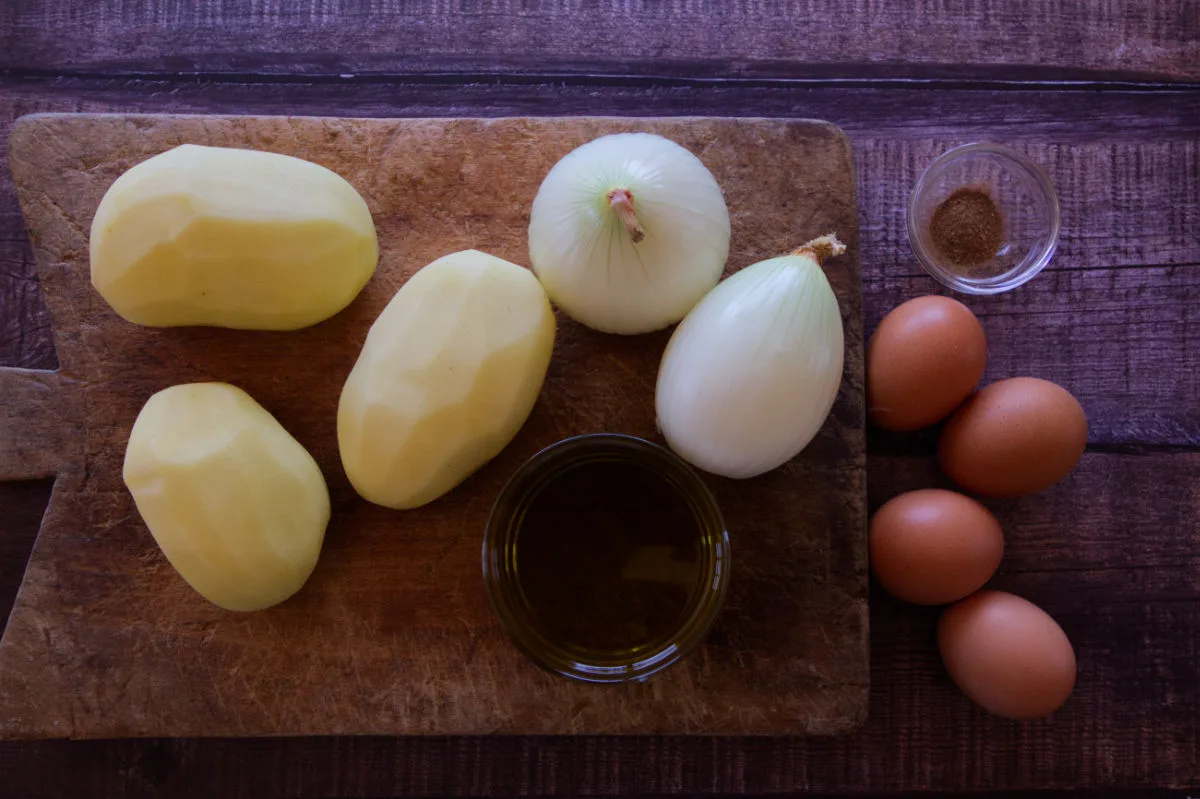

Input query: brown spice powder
[929,187,1004,270]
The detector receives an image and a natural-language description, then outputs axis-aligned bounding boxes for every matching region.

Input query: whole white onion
[655,235,847,479]
[528,132,730,335]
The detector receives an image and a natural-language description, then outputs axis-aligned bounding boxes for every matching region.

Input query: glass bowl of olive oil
[482,433,729,683]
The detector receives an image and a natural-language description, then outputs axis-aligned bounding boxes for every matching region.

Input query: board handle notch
[0,368,70,481]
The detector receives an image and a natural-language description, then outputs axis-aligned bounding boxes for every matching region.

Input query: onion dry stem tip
[791,233,846,264]
[607,188,646,244]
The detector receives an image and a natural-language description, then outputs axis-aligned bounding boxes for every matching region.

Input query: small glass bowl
[482,434,729,684]
[908,142,1060,295]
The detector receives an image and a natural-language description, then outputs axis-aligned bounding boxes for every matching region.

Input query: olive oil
[483,434,729,683]
[514,457,702,656]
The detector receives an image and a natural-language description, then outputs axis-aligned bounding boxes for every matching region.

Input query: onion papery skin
[655,245,845,479]
[528,132,731,335]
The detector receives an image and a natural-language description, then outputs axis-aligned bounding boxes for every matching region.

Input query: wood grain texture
[4,81,1196,446]
[8,78,1200,143]
[0,76,1197,792]
[0,113,867,739]
[0,368,72,480]
[0,455,1196,796]
[0,480,53,633]
[4,0,1200,82]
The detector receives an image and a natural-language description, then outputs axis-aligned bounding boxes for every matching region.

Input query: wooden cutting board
[0,114,867,739]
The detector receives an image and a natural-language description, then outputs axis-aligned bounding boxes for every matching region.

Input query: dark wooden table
[1,3,1197,797]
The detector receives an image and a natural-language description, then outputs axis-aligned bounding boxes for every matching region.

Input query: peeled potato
[123,383,330,611]
[90,144,378,330]
[338,249,556,509]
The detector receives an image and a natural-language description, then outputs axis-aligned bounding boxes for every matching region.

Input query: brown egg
[939,377,1087,498]
[869,489,1004,605]
[938,590,1077,719]
[867,295,987,431]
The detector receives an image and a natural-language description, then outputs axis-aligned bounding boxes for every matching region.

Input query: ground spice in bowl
[929,187,1004,271]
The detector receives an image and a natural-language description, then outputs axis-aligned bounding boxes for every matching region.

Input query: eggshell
[870,489,1004,605]
[867,295,987,431]
[938,590,1077,719]
[939,377,1087,498]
